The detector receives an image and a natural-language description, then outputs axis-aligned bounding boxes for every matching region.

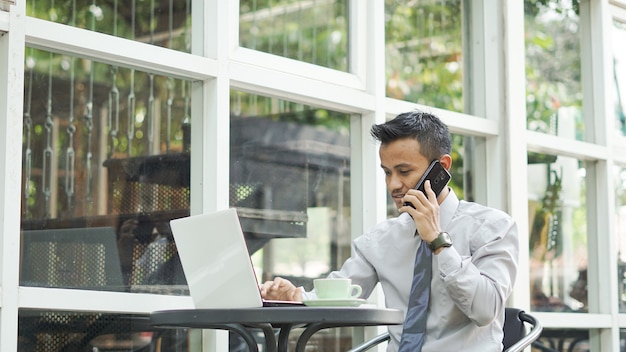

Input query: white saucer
[302,298,366,307]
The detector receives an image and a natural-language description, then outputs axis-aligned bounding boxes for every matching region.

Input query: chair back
[503,308,543,352]
[503,308,526,350]
[348,307,542,352]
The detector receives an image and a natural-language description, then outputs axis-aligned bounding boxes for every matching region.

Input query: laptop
[169,208,303,308]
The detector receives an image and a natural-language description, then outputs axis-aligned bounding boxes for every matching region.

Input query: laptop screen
[169,208,265,308]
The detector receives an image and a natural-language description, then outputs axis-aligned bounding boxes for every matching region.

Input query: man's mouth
[392,193,405,200]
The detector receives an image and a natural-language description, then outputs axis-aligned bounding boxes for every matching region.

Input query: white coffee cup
[314,278,362,299]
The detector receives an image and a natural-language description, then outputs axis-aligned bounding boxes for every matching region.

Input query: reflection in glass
[525,1,584,140]
[230,91,350,279]
[21,48,191,293]
[615,166,626,313]
[528,153,588,313]
[534,328,589,351]
[384,0,464,112]
[239,0,349,71]
[613,20,626,136]
[26,0,191,52]
[17,309,190,351]
[230,91,352,349]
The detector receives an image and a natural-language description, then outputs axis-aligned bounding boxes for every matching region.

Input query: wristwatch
[429,232,452,252]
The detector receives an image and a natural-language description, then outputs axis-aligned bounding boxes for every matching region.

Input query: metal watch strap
[428,232,452,252]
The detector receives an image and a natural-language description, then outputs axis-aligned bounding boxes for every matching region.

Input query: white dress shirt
[304,189,519,352]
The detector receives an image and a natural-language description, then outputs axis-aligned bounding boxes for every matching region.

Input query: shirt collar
[439,187,459,231]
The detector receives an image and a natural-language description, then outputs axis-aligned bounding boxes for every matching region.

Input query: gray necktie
[398,238,432,352]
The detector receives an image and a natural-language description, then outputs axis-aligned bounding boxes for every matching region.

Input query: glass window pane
[230,91,351,279]
[613,19,626,137]
[534,329,589,351]
[239,0,349,71]
[525,1,584,141]
[26,0,191,52]
[18,309,193,351]
[384,0,464,112]
[615,165,626,313]
[230,91,352,348]
[528,153,588,313]
[21,47,192,293]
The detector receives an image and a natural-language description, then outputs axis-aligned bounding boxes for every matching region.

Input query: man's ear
[439,154,452,170]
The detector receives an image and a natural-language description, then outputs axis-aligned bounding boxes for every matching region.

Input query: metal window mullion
[350,0,387,345]
[587,1,622,351]
[0,2,27,352]
[502,0,531,310]
[192,0,231,350]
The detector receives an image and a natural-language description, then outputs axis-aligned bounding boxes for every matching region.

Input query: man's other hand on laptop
[260,277,303,302]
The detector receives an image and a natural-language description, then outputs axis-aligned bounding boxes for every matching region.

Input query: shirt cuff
[301,287,316,300]
[437,246,462,277]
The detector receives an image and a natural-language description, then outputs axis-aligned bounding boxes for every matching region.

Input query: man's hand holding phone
[403,160,451,207]
[402,180,442,240]
[401,160,451,243]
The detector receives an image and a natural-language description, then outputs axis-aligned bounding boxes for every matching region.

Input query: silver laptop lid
[169,208,263,309]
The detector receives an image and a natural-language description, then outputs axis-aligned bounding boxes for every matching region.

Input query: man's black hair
[370,110,452,161]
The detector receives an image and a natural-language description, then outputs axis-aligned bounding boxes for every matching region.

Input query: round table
[150,306,403,352]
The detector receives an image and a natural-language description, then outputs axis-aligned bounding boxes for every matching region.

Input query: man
[260,111,519,351]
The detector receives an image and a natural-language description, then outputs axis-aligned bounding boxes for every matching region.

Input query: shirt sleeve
[437,246,462,276]
[316,241,380,299]
[438,216,519,326]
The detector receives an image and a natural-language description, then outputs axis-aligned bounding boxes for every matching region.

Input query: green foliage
[524,0,580,18]
[384,0,463,112]
[27,0,191,50]
[525,0,583,137]
[529,166,563,259]
[383,1,465,198]
[239,0,348,71]
[230,91,350,134]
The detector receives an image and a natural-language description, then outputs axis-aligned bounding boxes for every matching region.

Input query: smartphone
[403,160,451,207]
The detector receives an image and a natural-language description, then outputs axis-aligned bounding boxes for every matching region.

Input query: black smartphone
[403,160,451,207]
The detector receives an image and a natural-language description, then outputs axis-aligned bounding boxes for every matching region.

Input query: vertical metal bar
[147,0,155,149]
[312,0,317,64]
[85,65,94,213]
[64,0,77,211]
[297,1,303,61]
[23,51,34,218]
[282,3,287,57]
[165,0,174,153]
[108,0,119,159]
[42,52,54,218]
[108,67,120,158]
[127,0,136,157]
[82,0,99,213]
[251,0,258,50]
[65,60,76,211]
[127,72,136,157]
[268,0,274,53]
[148,73,155,147]
[326,0,331,67]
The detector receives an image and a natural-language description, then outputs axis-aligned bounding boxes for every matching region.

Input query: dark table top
[150,306,403,329]
[150,306,403,352]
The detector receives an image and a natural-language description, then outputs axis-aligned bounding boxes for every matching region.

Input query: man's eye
[399,170,410,175]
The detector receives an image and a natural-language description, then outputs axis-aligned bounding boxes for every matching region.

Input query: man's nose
[387,174,403,190]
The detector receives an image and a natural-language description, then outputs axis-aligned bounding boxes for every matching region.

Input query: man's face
[379,137,431,209]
